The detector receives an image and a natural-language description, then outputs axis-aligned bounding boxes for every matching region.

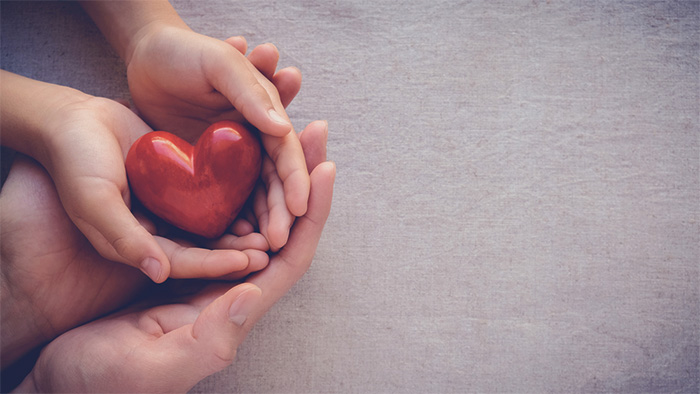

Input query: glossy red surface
[125,121,261,238]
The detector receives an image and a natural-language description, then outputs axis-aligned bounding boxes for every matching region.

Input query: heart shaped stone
[126,121,261,238]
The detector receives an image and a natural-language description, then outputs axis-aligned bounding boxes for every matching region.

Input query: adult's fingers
[298,120,329,170]
[150,162,334,387]
[163,283,263,382]
[248,160,336,321]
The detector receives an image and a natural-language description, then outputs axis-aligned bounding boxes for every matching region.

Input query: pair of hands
[2,122,334,392]
[34,28,307,283]
[2,2,335,391]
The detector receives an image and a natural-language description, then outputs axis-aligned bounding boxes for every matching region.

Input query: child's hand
[1,70,167,282]
[0,71,269,284]
[81,0,309,249]
[128,29,307,250]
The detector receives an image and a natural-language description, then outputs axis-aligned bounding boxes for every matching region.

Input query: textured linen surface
[1,1,698,392]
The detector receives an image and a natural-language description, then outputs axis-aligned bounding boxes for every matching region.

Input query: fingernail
[140,257,162,282]
[228,287,262,326]
[268,109,290,126]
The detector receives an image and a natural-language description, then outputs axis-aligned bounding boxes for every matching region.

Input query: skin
[0,37,301,280]
[0,37,305,371]
[81,0,308,249]
[6,121,333,393]
[2,0,307,284]
[1,1,327,389]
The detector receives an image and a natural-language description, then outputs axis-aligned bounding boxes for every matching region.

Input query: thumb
[65,184,170,283]
[206,43,292,137]
[178,284,263,379]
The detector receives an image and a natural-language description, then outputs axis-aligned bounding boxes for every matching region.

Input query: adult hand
[0,153,268,369]
[14,121,335,393]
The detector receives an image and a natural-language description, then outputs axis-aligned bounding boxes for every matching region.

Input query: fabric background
[1,1,698,392]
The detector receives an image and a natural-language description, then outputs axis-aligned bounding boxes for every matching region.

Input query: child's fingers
[298,120,329,170]
[252,120,328,251]
[259,131,310,217]
[215,251,270,281]
[247,43,279,81]
[207,43,291,138]
[248,161,336,321]
[223,35,248,54]
[273,66,302,109]
[154,236,269,279]
[207,232,269,251]
[258,155,295,251]
[223,38,301,110]
[207,44,310,216]
[68,186,170,283]
[228,217,256,236]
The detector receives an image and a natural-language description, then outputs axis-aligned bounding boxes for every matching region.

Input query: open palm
[1,156,148,368]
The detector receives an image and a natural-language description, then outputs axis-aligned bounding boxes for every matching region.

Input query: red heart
[125,121,261,238]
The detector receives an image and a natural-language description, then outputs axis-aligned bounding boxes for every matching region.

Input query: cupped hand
[0,152,268,369]
[15,121,335,393]
[127,26,310,241]
[37,94,269,283]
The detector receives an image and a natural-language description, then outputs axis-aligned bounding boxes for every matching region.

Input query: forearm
[0,71,88,163]
[80,0,189,64]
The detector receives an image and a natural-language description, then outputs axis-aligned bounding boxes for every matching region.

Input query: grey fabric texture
[1,1,698,392]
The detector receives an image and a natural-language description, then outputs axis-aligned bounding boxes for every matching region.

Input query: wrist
[0,71,90,166]
[80,1,189,65]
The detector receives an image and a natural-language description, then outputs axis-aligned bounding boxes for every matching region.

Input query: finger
[229,217,255,236]
[165,283,263,378]
[155,236,268,279]
[273,66,302,108]
[260,131,310,217]
[252,182,271,241]
[133,210,158,235]
[298,120,329,171]
[207,44,292,137]
[207,232,269,251]
[248,161,336,319]
[67,184,170,283]
[247,43,279,81]
[216,250,270,281]
[223,35,248,54]
[258,155,295,251]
